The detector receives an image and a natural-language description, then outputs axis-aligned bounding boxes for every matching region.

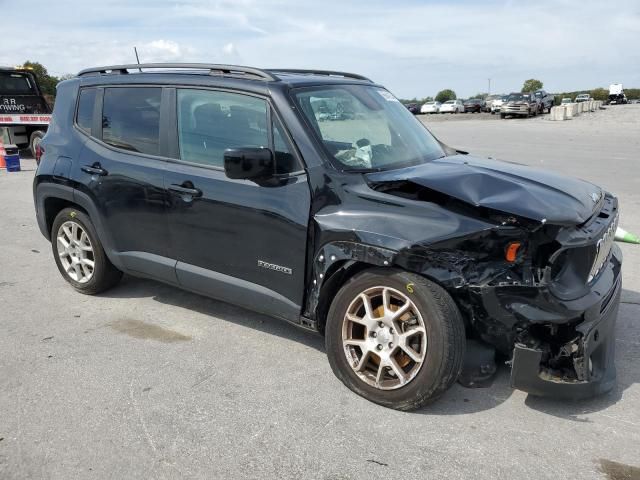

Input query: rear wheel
[30,131,45,162]
[325,269,465,411]
[51,208,122,294]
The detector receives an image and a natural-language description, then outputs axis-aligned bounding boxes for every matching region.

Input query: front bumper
[502,105,529,115]
[509,245,622,399]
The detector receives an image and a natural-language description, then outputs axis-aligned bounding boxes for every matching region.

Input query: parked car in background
[439,99,464,113]
[420,101,441,114]
[500,92,538,118]
[490,95,508,114]
[534,90,554,113]
[561,97,573,105]
[575,93,590,103]
[405,103,420,115]
[462,98,483,113]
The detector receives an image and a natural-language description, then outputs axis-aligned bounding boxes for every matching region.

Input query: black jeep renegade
[34,64,622,410]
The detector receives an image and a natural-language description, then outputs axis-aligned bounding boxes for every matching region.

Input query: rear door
[164,87,311,321]
[72,85,175,283]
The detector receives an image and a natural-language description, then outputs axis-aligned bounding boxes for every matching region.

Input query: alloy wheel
[342,286,427,390]
[56,221,95,283]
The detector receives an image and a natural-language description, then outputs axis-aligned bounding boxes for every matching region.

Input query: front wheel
[325,269,465,411]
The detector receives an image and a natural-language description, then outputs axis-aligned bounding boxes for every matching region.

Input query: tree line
[401,79,640,105]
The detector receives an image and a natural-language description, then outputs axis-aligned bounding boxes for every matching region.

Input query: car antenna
[134,47,142,72]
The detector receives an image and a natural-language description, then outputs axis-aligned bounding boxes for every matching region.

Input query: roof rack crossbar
[268,69,372,82]
[77,63,278,81]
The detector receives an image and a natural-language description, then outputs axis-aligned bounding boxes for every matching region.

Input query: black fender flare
[303,241,397,323]
[35,182,124,270]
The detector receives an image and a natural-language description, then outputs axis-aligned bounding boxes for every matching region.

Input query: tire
[500,113,506,119]
[30,130,45,162]
[325,268,465,411]
[51,208,122,295]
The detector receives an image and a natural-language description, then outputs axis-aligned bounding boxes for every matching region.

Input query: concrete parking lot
[1,105,639,479]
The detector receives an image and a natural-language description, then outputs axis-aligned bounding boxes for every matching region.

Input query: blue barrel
[5,153,20,172]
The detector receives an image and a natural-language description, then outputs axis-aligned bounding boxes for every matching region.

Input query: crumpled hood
[366,155,602,225]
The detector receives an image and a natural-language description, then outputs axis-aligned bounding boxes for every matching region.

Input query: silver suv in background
[500,92,538,118]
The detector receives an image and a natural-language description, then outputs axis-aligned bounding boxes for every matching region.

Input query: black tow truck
[0,66,52,157]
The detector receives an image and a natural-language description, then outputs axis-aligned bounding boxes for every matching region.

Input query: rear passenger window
[102,87,161,155]
[76,88,96,134]
[177,89,268,168]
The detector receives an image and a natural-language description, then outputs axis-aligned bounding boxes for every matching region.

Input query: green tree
[590,88,608,101]
[521,79,543,92]
[21,61,60,96]
[435,89,456,103]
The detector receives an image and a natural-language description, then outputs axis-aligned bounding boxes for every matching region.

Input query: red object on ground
[0,138,6,169]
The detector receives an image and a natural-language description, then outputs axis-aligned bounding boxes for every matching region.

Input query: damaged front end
[364,167,623,399]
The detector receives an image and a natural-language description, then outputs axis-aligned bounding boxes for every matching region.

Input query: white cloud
[0,0,638,97]
[138,40,184,62]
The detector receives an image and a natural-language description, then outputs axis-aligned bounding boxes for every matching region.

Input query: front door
[164,87,311,322]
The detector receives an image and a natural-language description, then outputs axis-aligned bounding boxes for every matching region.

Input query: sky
[1,0,639,99]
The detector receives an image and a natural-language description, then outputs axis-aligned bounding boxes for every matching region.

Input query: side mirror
[224,147,274,181]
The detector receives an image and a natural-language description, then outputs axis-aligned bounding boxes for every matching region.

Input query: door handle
[81,164,108,176]
[169,183,202,197]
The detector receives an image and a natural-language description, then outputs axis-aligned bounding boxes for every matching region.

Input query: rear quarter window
[102,87,161,155]
[75,88,97,134]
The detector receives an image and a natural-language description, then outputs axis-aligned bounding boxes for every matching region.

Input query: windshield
[507,93,529,101]
[293,85,445,172]
[0,72,36,95]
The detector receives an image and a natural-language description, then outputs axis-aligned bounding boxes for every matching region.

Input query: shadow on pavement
[100,274,325,353]
[100,276,639,416]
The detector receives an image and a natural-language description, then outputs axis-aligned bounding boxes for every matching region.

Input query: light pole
[488,78,491,96]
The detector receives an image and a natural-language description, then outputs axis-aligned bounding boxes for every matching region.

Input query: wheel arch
[35,183,123,270]
[304,241,397,334]
[43,196,88,238]
[304,241,474,335]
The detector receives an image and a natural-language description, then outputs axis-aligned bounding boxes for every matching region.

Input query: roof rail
[269,69,372,82]
[77,63,278,81]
